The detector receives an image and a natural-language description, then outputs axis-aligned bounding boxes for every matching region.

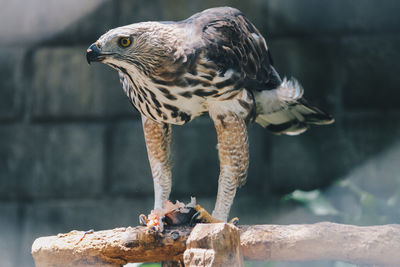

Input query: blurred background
[1,0,400,266]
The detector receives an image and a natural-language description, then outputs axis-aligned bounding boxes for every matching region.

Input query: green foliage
[283,189,339,216]
[337,180,386,225]
[283,176,400,225]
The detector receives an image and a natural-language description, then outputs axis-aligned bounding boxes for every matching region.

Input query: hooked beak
[86,43,104,64]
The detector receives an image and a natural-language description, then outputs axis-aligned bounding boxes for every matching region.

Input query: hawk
[86,7,333,223]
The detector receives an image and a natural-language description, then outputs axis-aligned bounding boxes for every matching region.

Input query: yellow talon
[194,204,239,225]
[194,204,221,223]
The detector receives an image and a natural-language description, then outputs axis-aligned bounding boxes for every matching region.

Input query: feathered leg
[142,115,172,210]
[210,109,249,221]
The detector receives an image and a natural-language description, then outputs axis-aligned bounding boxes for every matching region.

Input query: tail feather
[255,77,334,135]
[297,98,334,125]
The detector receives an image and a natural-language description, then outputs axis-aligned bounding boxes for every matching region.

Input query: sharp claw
[139,214,148,226]
[190,210,201,226]
[229,217,239,226]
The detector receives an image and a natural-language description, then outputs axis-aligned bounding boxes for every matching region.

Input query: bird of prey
[86,7,333,224]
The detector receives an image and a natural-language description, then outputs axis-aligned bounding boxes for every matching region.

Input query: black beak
[86,43,104,64]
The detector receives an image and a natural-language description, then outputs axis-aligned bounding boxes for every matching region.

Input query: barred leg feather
[142,115,172,209]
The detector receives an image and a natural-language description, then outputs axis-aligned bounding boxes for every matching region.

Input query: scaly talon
[194,204,221,223]
[192,204,239,225]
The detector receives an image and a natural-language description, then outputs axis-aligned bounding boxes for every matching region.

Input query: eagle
[86,7,333,224]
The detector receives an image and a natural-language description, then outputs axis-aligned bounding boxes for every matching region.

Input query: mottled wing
[199,7,281,91]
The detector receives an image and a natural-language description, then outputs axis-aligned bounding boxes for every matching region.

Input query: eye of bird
[119,37,131,48]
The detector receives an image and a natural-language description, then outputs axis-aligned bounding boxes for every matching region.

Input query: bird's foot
[191,204,239,226]
[138,199,238,231]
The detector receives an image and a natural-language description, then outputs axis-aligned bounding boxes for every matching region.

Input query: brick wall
[1,1,400,266]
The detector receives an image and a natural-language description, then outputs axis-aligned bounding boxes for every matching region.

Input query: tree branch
[239,222,400,266]
[32,222,400,267]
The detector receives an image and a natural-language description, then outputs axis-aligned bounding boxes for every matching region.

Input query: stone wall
[1,1,400,266]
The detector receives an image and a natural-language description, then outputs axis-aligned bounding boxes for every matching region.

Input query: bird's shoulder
[181,7,281,91]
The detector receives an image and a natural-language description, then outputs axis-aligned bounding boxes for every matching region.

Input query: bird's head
[86,22,184,74]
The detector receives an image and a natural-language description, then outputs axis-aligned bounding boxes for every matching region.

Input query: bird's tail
[254,77,334,135]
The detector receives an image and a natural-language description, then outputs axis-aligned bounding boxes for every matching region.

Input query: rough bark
[32,222,400,267]
[32,226,191,267]
[239,222,400,266]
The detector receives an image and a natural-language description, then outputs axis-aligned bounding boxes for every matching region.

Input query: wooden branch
[32,226,191,266]
[239,222,400,266]
[32,222,400,267]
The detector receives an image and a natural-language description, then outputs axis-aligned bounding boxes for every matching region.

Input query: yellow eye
[119,37,131,47]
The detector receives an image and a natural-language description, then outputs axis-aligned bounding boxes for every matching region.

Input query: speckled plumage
[87,7,334,221]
